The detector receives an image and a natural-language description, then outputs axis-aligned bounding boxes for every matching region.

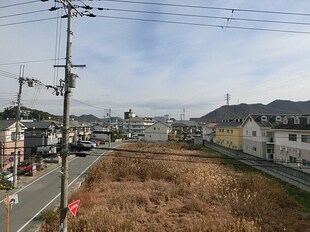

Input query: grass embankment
[40,142,310,232]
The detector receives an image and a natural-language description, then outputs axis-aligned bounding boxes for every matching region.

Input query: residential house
[214,121,243,150]
[23,121,60,160]
[202,123,217,143]
[170,120,199,141]
[123,116,156,138]
[91,123,109,142]
[144,121,171,142]
[69,120,92,142]
[0,120,26,170]
[272,115,310,174]
[242,115,283,160]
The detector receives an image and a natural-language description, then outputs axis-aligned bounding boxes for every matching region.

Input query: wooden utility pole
[13,65,24,188]
[59,1,72,231]
[109,108,112,148]
[5,192,10,232]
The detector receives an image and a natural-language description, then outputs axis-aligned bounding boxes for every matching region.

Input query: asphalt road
[0,145,112,232]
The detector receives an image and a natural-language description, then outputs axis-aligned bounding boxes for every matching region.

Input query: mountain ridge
[198,99,310,122]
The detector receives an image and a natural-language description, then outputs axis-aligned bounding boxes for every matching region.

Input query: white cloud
[1,1,310,119]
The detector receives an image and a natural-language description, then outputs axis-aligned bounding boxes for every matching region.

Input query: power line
[0,17,59,28]
[89,0,310,17]
[0,58,65,66]
[95,15,310,35]
[0,70,19,79]
[71,98,109,110]
[0,9,50,19]
[91,7,310,27]
[0,0,40,9]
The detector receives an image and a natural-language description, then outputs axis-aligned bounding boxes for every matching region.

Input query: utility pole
[59,1,72,231]
[13,65,24,188]
[109,109,111,148]
[57,1,85,231]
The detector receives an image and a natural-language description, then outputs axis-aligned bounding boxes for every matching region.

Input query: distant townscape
[0,99,310,180]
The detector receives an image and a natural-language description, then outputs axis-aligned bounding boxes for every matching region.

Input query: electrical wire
[91,7,310,27]
[0,0,40,9]
[89,0,310,17]
[71,98,110,110]
[0,9,50,19]
[0,17,59,28]
[95,15,310,35]
[0,70,19,79]
[0,58,65,66]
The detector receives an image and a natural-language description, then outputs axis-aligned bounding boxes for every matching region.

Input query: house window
[294,117,300,124]
[252,131,256,137]
[261,116,267,121]
[301,135,310,143]
[276,116,282,122]
[11,132,20,141]
[154,127,156,130]
[253,147,256,152]
[246,130,248,135]
[289,134,297,141]
[230,130,233,134]
[227,129,229,133]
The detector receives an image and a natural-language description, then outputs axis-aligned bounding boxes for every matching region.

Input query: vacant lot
[41,142,310,232]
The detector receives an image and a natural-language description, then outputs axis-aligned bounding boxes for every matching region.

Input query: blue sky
[1,0,310,119]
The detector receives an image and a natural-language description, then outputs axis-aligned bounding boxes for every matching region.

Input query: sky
[1,0,310,120]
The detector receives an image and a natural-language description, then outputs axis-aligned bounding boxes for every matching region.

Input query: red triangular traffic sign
[68,200,80,217]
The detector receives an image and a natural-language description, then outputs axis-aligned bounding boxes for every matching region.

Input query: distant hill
[198,100,310,123]
[0,106,59,121]
[69,114,123,123]
[70,114,102,123]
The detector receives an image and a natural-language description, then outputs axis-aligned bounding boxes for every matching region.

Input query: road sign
[8,157,14,163]
[68,200,80,217]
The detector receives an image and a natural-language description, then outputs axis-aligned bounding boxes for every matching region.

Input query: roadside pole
[58,1,85,231]
[5,192,10,232]
[109,109,112,148]
[13,65,24,188]
[59,1,72,231]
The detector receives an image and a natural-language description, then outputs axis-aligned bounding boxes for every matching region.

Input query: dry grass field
[40,142,310,232]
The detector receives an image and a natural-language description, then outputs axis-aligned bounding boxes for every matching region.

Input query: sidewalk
[0,161,61,201]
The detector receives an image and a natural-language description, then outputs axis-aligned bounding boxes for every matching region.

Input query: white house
[242,115,283,160]
[144,121,171,142]
[272,115,310,174]
[123,117,156,137]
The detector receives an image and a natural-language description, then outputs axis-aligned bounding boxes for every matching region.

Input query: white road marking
[16,152,106,232]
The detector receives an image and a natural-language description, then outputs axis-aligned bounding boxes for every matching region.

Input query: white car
[79,141,96,148]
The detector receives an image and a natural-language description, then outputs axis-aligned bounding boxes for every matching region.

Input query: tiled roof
[216,121,242,128]
[22,121,58,129]
[273,116,310,131]
[0,120,16,130]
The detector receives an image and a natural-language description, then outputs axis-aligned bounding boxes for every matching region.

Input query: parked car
[7,161,32,175]
[80,140,96,148]
[91,139,102,146]
[17,161,32,175]
[69,141,93,151]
